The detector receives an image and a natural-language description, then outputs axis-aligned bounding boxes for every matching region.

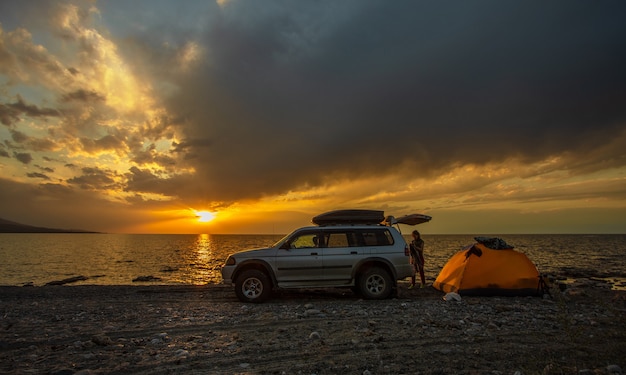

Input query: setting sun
[195,211,216,223]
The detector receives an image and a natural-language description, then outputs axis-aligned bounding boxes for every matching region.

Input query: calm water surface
[1,233,624,287]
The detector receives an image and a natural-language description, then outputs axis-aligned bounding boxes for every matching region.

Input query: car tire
[235,269,272,303]
[358,267,392,300]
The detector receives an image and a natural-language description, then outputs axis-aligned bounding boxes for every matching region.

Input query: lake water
[1,233,625,288]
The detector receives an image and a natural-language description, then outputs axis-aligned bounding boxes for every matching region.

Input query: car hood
[231,247,277,258]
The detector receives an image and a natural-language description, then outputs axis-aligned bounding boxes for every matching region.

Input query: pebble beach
[1,279,625,375]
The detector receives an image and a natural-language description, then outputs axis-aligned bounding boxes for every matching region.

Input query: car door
[274,229,324,286]
[360,228,395,256]
[321,229,365,283]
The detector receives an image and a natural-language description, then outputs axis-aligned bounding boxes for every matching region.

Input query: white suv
[221,210,431,303]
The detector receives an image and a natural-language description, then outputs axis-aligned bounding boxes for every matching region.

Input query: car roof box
[312,210,385,226]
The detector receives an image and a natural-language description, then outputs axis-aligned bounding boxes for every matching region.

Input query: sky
[0,0,625,234]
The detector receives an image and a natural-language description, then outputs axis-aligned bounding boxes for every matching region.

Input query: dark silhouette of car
[221,210,431,303]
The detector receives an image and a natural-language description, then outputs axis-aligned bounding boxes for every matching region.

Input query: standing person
[408,230,426,289]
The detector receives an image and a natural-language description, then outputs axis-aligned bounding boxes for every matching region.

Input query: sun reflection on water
[192,234,219,283]
[167,234,224,284]
[1,234,623,288]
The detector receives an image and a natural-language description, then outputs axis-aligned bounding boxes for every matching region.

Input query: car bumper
[395,263,413,279]
[221,266,235,284]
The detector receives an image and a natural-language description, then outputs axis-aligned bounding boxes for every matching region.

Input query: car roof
[295,224,395,231]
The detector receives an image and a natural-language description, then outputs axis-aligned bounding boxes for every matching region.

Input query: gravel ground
[1,280,625,375]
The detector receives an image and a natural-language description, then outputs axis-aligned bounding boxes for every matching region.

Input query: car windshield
[271,232,292,247]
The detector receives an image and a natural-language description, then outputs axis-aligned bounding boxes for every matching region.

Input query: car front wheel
[358,267,392,300]
[235,269,272,303]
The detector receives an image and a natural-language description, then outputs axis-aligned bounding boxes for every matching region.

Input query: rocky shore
[1,280,624,375]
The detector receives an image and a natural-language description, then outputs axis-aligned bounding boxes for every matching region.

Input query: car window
[289,233,320,249]
[360,229,394,246]
[326,232,350,248]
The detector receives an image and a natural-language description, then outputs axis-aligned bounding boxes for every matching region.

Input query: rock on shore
[0,280,624,374]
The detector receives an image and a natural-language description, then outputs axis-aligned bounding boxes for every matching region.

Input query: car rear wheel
[235,269,272,303]
[358,267,392,300]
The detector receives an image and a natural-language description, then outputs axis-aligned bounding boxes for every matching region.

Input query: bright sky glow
[0,1,625,234]
[195,211,216,223]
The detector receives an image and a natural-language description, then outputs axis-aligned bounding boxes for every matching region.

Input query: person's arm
[417,240,424,252]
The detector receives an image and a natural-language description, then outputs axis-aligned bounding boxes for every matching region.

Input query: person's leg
[418,265,426,286]
[418,255,426,286]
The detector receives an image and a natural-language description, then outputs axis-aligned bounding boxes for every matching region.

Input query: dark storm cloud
[35,164,55,173]
[0,96,60,126]
[79,135,126,154]
[61,89,106,103]
[10,96,61,117]
[13,151,32,164]
[9,129,57,151]
[10,129,28,143]
[131,144,177,166]
[26,172,51,180]
[124,166,193,197]
[159,1,626,202]
[67,167,120,190]
[0,103,21,126]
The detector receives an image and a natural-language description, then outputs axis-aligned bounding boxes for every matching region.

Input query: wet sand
[1,281,624,374]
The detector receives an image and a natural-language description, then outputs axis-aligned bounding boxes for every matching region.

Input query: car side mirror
[279,243,291,250]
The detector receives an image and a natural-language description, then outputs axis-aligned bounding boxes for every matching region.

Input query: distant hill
[0,218,99,233]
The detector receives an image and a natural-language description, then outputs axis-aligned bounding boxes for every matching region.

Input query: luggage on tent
[433,237,543,296]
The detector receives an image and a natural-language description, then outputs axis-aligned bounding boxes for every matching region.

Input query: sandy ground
[1,281,625,375]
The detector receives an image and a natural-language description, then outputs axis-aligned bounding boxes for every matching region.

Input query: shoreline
[1,281,625,374]
[7,272,626,291]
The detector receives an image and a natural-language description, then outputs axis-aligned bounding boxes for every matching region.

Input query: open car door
[384,213,432,234]
[384,213,432,226]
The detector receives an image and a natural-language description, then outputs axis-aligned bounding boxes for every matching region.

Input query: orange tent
[433,238,543,296]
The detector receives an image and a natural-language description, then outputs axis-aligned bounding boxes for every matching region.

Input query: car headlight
[225,256,236,266]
